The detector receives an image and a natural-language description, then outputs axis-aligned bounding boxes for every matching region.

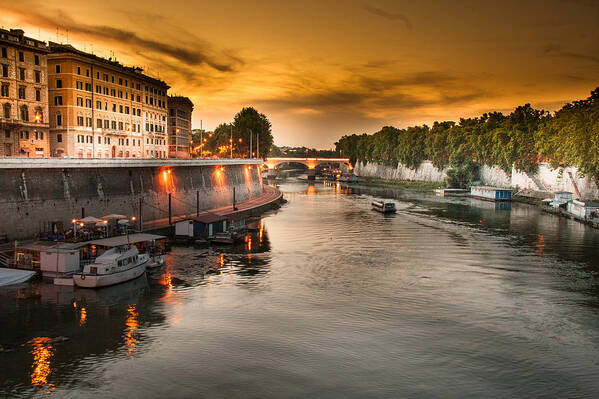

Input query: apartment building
[47,42,169,158]
[167,96,193,158]
[0,28,50,157]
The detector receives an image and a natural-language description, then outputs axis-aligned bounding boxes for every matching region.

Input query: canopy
[79,216,103,224]
[102,214,127,220]
[117,219,130,225]
[95,221,108,227]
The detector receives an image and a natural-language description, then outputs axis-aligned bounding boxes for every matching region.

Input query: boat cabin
[567,199,599,221]
[175,213,229,239]
[547,191,574,209]
[470,186,513,201]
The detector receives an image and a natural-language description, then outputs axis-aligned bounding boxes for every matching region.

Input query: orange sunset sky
[1,0,598,147]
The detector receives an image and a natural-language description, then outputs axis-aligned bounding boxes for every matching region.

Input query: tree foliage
[336,87,599,184]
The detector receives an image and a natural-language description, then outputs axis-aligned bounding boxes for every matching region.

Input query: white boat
[73,245,149,288]
[147,253,166,269]
[372,200,397,213]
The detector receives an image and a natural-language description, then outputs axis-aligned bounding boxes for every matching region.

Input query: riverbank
[357,177,443,192]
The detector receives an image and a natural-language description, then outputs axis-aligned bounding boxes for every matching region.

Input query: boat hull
[147,254,166,269]
[73,262,147,288]
[372,207,396,214]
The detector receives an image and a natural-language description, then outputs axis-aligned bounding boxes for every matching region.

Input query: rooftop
[48,42,169,88]
[0,28,49,53]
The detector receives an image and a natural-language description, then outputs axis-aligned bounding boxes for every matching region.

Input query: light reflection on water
[2,178,599,397]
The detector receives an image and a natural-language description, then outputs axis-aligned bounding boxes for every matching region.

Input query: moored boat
[73,245,149,288]
[372,200,397,213]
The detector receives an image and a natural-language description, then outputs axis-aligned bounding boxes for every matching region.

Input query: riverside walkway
[143,185,282,230]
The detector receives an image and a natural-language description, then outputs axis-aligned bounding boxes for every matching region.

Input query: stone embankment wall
[354,161,599,198]
[0,162,263,240]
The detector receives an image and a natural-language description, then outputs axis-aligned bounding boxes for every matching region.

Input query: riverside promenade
[143,185,282,230]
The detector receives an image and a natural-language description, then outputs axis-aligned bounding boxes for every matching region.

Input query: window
[111,121,116,129]
[112,103,116,112]
[18,51,24,62]
[1,64,7,78]
[5,130,10,138]
[86,117,92,127]
[20,105,29,121]
[55,65,61,73]
[77,116,84,126]
[20,131,29,140]
[96,85,101,94]
[77,97,83,107]
[118,121,123,130]
[125,106,129,114]
[96,100,102,109]
[1,48,6,58]
[34,55,39,65]
[35,89,40,101]
[3,103,10,118]
[86,69,90,77]
[18,86,25,99]
[119,105,123,113]
[19,68,25,80]
[104,120,109,129]
[77,66,81,75]
[56,114,62,126]
[97,119,102,128]
[85,98,92,108]
[57,133,62,142]
[76,81,83,90]
[119,78,123,85]
[98,136,101,144]
[34,70,40,83]
[54,96,62,105]
[85,83,91,92]
[56,79,62,88]
[96,71,100,79]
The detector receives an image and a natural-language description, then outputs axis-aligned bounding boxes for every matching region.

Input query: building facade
[167,96,193,158]
[0,29,50,157]
[47,43,169,158]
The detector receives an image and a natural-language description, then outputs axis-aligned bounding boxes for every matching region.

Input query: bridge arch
[265,157,351,172]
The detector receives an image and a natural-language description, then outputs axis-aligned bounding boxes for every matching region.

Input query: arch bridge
[265,157,351,172]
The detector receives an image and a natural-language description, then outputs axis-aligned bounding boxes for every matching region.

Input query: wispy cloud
[0,1,243,72]
[543,43,599,64]
[362,5,412,30]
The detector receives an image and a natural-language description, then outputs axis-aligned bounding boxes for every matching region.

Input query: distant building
[0,28,50,157]
[47,42,170,158]
[168,96,193,158]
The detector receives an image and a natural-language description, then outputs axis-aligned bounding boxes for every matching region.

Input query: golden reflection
[79,307,87,326]
[244,235,252,251]
[536,234,545,255]
[218,253,225,267]
[28,337,54,389]
[159,271,173,289]
[258,221,264,243]
[306,184,316,195]
[124,305,140,357]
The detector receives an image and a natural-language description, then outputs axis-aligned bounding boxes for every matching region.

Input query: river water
[2,178,599,398]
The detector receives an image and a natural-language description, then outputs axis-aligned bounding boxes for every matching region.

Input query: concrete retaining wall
[0,161,263,240]
[354,161,599,199]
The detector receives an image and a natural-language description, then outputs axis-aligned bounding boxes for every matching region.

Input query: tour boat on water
[372,200,397,214]
[73,245,149,288]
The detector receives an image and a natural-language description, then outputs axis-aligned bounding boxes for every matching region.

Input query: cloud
[543,43,599,64]
[362,5,412,30]
[0,2,243,72]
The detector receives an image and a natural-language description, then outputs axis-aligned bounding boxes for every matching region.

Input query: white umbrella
[102,214,127,220]
[79,216,103,224]
[117,219,130,225]
[95,221,107,227]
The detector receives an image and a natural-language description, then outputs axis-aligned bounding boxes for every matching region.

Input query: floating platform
[470,186,513,202]
[435,188,469,197]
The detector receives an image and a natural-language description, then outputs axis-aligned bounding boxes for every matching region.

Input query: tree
[233,107,274,159]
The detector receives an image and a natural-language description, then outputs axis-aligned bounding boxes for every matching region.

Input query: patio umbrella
[117,219,130,225]
[78,216,103,224]
[102,214,127,220]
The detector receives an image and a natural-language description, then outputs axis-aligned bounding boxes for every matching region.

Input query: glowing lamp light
[79,223,84,227]
[103,220,108,224]
[71,219,77,224]
[131,216,137,221]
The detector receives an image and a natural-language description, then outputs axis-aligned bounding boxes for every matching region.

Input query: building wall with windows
[47,42,169,158]
[167,96,193,158]
[0,29,50,157]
